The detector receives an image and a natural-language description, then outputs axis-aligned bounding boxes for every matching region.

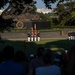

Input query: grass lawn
[0,38,75,57]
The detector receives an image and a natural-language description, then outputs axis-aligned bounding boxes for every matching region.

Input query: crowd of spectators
[0,45,75,75]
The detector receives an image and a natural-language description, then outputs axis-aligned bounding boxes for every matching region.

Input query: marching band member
[27,32,31,41]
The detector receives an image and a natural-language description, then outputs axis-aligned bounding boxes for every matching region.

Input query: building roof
[36,8,53,14]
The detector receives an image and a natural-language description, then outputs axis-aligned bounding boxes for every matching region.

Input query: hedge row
[52,26,75,28]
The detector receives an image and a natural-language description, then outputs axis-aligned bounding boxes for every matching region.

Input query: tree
[0,15,14,32]
[0,0,35,32]
[0,0,69,9]
[54,1,75,26]
[0,0,8,9]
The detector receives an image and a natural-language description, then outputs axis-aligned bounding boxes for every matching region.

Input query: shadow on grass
[0,39,75,57]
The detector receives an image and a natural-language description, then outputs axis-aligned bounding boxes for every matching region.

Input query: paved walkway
[1,32,68,41]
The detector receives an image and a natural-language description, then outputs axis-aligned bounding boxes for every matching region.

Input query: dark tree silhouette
[0,0,66,9]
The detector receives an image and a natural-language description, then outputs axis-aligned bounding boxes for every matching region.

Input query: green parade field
[0,38,75,57]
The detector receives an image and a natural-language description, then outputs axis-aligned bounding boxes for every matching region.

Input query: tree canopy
[54,1,75,26]
[0,0,67,9]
